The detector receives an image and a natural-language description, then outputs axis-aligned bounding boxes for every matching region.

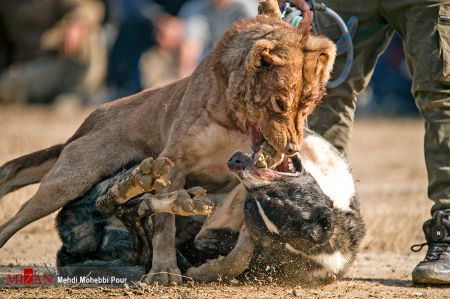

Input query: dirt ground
[0,106,449,298]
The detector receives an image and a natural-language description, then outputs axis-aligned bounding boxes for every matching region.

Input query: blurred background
[0,0,418,117]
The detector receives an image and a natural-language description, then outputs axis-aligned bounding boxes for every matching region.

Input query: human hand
[278,0,314,32]
[155,15,184,52]
[62,21,88,56]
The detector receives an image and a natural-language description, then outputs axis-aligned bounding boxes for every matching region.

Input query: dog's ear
[246,39,285,72]
[258,0,282,19]
[301,34,337,104]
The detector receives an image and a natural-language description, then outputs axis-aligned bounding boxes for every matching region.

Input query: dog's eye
[274,97,286,112]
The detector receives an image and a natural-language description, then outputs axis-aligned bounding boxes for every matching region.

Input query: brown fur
[0,0,335,286]
[0,144,64,196]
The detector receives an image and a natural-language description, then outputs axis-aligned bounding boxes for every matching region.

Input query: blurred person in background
[140,14,184,89]
[0,0,106,106]
[140,0,258,89]
[103,0,191,101]
[178,0,257,78]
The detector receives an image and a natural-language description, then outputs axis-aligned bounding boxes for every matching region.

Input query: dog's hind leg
[114,189,213,268]
[0,135,144,248]
[185,224,255,282]
[0,144,64,198]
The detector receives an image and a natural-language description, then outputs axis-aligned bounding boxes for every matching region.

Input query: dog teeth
[254,152,268,168]
[254,142,284,169]
[288,161,294,172]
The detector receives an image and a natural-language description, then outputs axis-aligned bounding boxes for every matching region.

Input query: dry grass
[0,106,430,261]
[0,106,92,232]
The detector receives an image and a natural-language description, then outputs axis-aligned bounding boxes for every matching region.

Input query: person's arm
[40,0,104,56]
[179,14,209,77]
[61,0,104,55]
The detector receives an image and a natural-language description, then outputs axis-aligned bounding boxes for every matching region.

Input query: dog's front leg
[144,171,186,285]
[96,157,173,210]
[186,224,255,282]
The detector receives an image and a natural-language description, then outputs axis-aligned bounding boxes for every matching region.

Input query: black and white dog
[56,129,365,286]
[185,129,365,285]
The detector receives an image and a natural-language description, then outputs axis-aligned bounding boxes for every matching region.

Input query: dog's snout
[227,151,253,171]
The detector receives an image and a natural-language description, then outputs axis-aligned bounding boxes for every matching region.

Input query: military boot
[412,211,450,284]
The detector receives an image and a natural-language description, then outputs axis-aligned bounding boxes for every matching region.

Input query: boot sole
[413,271,450,285]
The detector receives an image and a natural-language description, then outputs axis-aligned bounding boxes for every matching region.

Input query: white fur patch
[255,199,279,235]
[310,268,330,279]
[190,124,250,175]
[299,134,355,211]
[312,251,349,274]
[285,243,349,274]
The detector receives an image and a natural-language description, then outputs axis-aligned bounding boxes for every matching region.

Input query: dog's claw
[185,256,226,283]
[136,187,213,217]
[173,188,213,216]
[144,266,182,286]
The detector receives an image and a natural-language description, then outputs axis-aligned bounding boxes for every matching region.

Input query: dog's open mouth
[251,126,301,174]
[252,142,302,174]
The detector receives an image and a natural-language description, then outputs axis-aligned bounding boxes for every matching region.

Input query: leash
[280,1,358,88]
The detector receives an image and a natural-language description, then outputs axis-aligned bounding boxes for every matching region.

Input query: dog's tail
[0,144,64,198]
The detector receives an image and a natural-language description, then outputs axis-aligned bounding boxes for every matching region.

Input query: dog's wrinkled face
[237,33,335,156]
[229,33,336,155]
[245,185,333,250]
[218,0,336,156]
[227,150,334,250]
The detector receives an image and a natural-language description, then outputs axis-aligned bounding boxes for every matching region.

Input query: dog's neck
[184,54,248,134]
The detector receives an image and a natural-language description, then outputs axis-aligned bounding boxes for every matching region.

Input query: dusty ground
[0,106,448,298]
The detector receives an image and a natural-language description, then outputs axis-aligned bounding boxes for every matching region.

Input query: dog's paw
[194,228,239,255]
[172,187,213,216]
[144,266,182,286]
[137,187,214,217]
[185,256,226,283]
[97,157,174,207]
[135,157,174,191]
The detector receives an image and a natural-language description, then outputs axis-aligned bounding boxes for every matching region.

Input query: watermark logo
[4,267,53,286]
[0,266,144,288]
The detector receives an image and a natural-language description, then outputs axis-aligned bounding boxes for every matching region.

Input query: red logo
[5,268,53,285]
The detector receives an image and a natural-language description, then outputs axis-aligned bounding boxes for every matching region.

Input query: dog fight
[0,0,449,297]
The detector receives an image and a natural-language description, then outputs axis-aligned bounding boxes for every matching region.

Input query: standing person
[178,0,256,77]
[279,0,450,284]
[103,0,192,101]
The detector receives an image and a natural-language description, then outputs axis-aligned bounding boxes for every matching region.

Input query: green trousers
[308,0,450,213]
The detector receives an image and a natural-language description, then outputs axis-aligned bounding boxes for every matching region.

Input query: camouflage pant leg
[309,0,450,211]
[382,1,450,212]
[308,0,395,155]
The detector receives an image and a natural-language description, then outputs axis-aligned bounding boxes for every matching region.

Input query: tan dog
[0,0,335,285]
